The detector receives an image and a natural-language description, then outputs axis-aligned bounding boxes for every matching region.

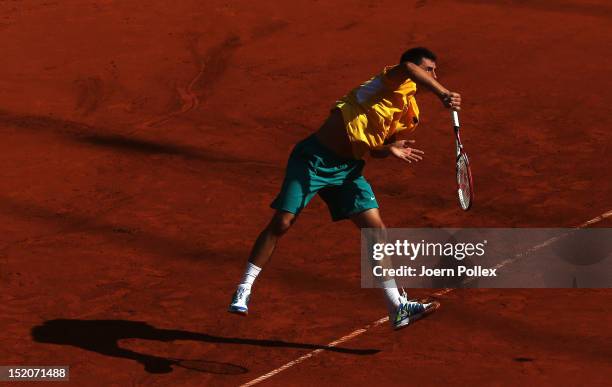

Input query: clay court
[1,0,611,385]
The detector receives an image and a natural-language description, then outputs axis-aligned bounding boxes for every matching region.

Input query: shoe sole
[394,300,440,330]
[228,307,248,316]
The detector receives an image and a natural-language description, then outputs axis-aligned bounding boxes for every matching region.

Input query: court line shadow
[1,195,353,289]
[0,109,276,169]
[76,133,275,168]
[457,0,612,18]
[31,319,379,374]
[79,133,211,158]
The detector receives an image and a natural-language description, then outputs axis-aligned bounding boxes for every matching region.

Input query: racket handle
[451,110,460,128]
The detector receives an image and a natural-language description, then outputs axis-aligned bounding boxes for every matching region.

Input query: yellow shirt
[334,67,420,159]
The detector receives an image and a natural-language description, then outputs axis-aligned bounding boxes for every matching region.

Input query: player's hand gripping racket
[452,110,473,210]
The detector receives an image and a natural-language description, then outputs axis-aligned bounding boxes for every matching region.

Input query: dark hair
[399,47,437,65]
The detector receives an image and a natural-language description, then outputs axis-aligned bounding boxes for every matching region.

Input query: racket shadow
[31,319,379,374]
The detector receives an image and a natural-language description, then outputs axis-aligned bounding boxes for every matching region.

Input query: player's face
[419,58,437,79]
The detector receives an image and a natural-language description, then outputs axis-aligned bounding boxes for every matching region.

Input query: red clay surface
[1,1,611,386]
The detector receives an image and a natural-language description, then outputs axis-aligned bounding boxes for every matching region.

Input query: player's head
[400,47,437,79]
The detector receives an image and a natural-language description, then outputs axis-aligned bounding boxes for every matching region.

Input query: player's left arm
[370,134,398,158]
[370,134,424,163]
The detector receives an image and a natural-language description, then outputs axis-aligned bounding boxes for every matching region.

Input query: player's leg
[349,208,403,317]
[349,207,384,228]
[228,210,297,315]
[229,136,323,315]
[318,175,405,321]
[321,172,438,330]
[248,210,297,268]
[350,208,439,329]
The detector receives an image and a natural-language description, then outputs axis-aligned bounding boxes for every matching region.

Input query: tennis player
[229,47,461,330]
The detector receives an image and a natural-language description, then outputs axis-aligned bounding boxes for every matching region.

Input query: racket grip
[451,110,460,128]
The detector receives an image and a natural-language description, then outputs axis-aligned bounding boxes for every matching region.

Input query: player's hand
[389,140,424,163]
[441,91,461,110]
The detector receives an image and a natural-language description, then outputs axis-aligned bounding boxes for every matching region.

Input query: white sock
[382,279,402,315]
[238,262,262,290]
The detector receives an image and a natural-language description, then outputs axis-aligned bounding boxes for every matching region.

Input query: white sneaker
[228,286,250,315]
[392,291,439,330]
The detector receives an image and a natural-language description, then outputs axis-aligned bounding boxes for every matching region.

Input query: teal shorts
[271,135,378,221]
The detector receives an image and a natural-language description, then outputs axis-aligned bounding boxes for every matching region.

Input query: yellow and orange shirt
[334,66,420,159]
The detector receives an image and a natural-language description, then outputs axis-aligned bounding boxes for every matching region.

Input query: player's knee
[368,218,385,230]
[268,213,295,236]
[373,220,386,230]
[371,223,387,241]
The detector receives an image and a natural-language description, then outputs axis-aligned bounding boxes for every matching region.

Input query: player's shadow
[31,319,379,374]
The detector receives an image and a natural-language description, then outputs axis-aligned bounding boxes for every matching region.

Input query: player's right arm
[385,63,461,110]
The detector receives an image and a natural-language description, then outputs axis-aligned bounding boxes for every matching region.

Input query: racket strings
[456,155,472,209]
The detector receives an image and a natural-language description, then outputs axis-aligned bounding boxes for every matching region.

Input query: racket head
[456,152,473,210]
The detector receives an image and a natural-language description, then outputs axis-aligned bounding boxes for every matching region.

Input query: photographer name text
[373,265,497,278]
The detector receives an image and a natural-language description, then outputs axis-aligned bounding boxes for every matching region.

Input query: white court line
[239,209,612,387]
[239,319,388,387]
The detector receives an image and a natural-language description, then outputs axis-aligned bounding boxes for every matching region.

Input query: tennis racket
[452,110,473,210]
